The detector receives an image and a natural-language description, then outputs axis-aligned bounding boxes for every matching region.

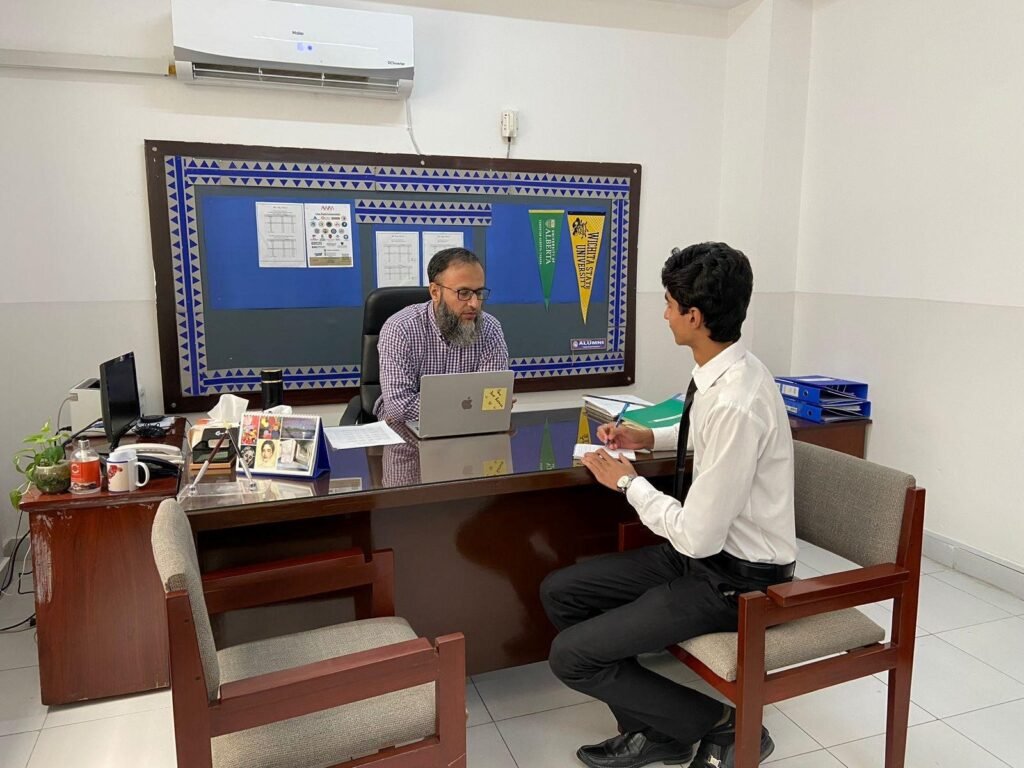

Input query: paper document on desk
[573,443,636,461]
[324,422,405,450]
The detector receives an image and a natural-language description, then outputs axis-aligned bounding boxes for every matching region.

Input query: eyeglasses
[434,283,491,302]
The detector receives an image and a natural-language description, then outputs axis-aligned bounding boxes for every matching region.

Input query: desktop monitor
[100,352,141,448]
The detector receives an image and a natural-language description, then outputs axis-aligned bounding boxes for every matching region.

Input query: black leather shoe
[690,710,775,768]
[576,731,696,768]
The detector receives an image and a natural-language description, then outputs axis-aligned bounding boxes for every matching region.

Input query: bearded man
[373,247,510,424]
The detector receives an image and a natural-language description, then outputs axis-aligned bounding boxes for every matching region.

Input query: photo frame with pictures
[238,412,330,478]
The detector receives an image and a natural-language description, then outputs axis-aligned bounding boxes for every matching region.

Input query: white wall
[718,0,811,376]
[795,0,1024,568]
[0,0,728,542]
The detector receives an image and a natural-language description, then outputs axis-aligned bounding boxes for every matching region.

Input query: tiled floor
[2,545,1024,767]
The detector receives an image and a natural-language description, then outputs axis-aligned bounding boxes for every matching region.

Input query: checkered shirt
[373,300,510,423]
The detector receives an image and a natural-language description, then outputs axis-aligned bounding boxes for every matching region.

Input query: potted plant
[10,422,72,508]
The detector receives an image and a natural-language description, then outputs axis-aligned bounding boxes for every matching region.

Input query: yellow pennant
[567,212,605,323]
[577,407,592,445]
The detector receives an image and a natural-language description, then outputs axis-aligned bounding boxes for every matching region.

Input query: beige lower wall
[792,292,1024,570]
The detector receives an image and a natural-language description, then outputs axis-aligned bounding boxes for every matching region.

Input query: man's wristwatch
[616,474,638,494]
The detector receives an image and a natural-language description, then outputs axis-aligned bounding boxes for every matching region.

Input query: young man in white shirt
[540,242,797,768]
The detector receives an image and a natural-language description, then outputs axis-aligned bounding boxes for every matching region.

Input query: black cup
[261,368,284,410]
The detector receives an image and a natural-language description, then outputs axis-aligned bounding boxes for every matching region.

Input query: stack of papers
[324,422,405,450]
[582,394,653,423]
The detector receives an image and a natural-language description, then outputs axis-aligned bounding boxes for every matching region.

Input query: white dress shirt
[625,343,797,564]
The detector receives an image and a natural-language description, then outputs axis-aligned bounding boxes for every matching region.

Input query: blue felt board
[371,224,476,288]
[201,195,364,310]
[486,203,609,305]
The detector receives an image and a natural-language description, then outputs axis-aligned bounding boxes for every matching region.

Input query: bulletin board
[145,140,641,413]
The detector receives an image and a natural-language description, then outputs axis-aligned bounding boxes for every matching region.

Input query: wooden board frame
[145,140,641,413]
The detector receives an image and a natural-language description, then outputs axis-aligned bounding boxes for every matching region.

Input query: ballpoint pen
[613,402,630,429]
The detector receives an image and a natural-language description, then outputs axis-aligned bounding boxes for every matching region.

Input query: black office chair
[340,287,430,426]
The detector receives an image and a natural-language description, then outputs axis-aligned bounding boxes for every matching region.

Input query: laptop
[418,432,514,483]
[406,370,515,439]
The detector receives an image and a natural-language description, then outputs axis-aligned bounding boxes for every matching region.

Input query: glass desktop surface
[179,407,671,514]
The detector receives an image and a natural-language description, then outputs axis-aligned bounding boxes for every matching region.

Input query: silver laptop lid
[407,370,514,439]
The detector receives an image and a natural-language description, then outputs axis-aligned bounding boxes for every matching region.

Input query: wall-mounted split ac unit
[171,0,414,99]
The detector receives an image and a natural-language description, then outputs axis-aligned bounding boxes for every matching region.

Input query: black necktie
[672,378,699,501]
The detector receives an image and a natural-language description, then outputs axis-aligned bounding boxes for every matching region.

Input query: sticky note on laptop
[573,444,636,461]
[482,387,508,411]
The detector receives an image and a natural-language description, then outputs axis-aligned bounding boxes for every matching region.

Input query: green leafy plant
[10,421,71,508]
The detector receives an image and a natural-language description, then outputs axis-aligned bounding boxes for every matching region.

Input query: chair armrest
[339,396,362,426]
[209,633,464,737]
[767,563,909,608]
[203,548,394,615]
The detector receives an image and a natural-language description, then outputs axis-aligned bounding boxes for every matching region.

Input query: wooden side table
[19,421,185,704]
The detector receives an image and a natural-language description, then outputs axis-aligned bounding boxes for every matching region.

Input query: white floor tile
[472,660,591,721]
[919,556,946,575]
[770,751,845,767]
[915,575,1011,634]
[27,709,175,768]
[829,719,1008,768]
[0,594,36,628]
[0,732,38,768]
[0,667,47,737]
[42,688,171,729]
[870,636,1024,719]
[0,630,39,672]
[762,704,822,763]
[939,617,1024,685]
[947,699,1024,768]
[467,723,517,768]
[775,675,933,748]
[794,542,859,575]
[931,570,1024,615]
[496,700,620,768]
[466,681,492,728]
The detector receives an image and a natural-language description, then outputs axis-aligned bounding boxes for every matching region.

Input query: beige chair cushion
[678,607,885,682]
[151,499,221,699]
[212,617,435,768]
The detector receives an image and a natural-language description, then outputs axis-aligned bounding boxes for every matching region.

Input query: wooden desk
[19,422,185,705]
[187,411,870,676]
[20,411,867,701]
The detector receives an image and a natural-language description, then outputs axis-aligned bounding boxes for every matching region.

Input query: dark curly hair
[661,242,753,343]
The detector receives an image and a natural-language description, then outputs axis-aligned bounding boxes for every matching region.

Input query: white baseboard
[924,530,1024,600]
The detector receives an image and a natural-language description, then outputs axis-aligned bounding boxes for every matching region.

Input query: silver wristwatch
[616,474,638,494]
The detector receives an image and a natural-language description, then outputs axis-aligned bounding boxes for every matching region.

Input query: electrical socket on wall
[500,109,518,139]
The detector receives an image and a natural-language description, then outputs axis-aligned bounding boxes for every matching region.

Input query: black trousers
[540,543,779,745]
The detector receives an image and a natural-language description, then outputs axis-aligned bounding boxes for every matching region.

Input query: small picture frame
[238,412,330,478]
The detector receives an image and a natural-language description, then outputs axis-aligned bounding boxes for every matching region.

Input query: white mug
[107,449,151,493]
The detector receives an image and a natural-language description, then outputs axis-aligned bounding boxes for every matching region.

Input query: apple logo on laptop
[461,397,473,410]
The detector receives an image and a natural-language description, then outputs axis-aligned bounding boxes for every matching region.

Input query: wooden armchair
[619,441,925,768]
[151,499,466,768]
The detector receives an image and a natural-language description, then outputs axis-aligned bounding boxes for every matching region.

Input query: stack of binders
[775,375,871,423]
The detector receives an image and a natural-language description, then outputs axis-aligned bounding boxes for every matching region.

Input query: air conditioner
[171,0,414,99]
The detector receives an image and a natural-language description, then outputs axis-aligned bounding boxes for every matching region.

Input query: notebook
[406,370,515,439]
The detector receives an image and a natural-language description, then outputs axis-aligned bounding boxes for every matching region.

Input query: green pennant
[540,420,557,471]
[529,210,563,307]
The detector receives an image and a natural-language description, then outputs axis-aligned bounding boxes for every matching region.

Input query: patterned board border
[164,156,630,397]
